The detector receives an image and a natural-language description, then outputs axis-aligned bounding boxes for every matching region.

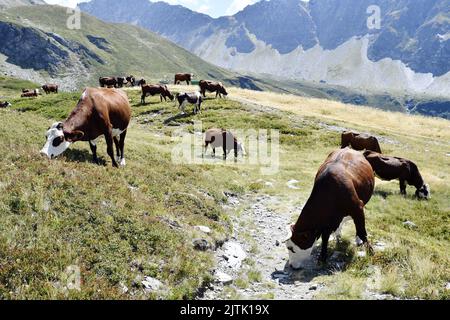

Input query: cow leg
[400,179,407,196]
[105,132,118,168]
[319,232,331,263]
[89,141,99,164]
[113,137,121,162]
[203,141,210,158]
[351,204,373,255]
[118,130,127,166]
[141,94,145,104]
[212,148,216,158]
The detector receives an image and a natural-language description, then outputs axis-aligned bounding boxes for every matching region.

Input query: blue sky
[44,0,261,18]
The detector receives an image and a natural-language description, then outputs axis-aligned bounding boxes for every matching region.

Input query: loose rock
[215,271,233,285]
[403,221,417,229]
[141,276,163,292]
[193,239,211,251]
[195,226,211,234]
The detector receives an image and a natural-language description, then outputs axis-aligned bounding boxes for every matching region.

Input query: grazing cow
[40,88,131,168]
[117,77,127,88]
[341,131,382,153]
[22,88,32,93]
[287,148,375,267]
[137,78,146,87]
[42,84,59,94]
[199,80,228,99]
[126,76,136,87]
[176,92,202,114]
[174,73,194,85]
[0,101,11,108]
[21,89,39,98]
[203,128,246,160]
[363,151,430,199]
[99,77,117,88]
[141,84,174,104]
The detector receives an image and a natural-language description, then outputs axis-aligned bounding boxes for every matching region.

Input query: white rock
[403,221,417,229]
[195,226,211,234]
[446,283,450,290]
[287,180,300,190]
[357,251,367,258]
[215,271,233,285]
[141,276,163,292]
[222,242,247,269]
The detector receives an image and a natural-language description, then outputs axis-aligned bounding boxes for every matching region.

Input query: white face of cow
[286,239,315,269]
[237,142,246,156]
[416,184,431,200]
[40,122,71,159]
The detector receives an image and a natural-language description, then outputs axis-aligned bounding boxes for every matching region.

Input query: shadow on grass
[374,189,395,199]
[63,148,107,166]
[274,239,356,284]
[164,112,193,125]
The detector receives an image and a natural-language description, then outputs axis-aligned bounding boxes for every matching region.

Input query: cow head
[416,184,431,200]
[40,122,71,159]
[220,85,228,96]
[286,225,316,269]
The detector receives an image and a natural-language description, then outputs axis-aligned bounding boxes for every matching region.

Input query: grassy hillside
[0,5,239,90]
[0,80,449,300]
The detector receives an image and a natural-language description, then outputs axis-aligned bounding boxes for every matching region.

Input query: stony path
[200,194,335,300]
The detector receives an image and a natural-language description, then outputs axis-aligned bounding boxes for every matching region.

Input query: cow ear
[290,224,295,233]
[56,122,64,131]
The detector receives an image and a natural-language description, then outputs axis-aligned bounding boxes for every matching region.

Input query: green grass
[0,81,449,300]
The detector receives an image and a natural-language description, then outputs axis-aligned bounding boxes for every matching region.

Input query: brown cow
[363,151,430,199]
[99,77,117,88]
[199,80,228,98]
[21,89,39,98]
[341,131,382,153]
[203,128,246,160]
[40,88,131,168]
[174,73,194,85]
[287,148,375,267]
[141,84,174,104]
[42,84,59,94]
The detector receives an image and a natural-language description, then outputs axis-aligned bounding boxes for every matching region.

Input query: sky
[44,0,261,18]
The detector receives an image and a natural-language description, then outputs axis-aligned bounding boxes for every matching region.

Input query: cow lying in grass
[287,148,375,267]
[199,80,228,98]
[176,92,202,114]
[40,88,131,168]
[21,89,39,98]
[341,131,382,153]
[0,101,11,108]
[203,128,246,160]
[364,151,430,199]
[141,84,174,104]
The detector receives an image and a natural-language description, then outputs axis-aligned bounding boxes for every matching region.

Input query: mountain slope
[0,4,240,90]
[80,0,450,97]
[0,0,43,8]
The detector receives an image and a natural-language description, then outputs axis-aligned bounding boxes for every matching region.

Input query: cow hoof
[120,158,126,167]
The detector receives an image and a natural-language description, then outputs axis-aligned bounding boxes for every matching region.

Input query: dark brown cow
[42,84,59,94]
[99,77,117,88]
[363,151,430,199]
[199,80,228,98]
[174,73,194,85]
[341,131,382,153]
[21,89,39,98]
[141,84,174,104]
[40,88,131,168]
[117,77,126,88]
[287,148,375,267]
[0,101,11,108]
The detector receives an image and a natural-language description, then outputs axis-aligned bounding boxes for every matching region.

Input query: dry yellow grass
[228,88,450,145]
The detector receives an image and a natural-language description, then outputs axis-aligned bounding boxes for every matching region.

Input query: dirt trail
[201,193,345,300]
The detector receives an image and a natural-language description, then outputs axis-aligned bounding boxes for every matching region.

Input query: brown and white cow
[341,131,382,153]
[174,73,194,85]
[141,84,174,104]
[99,77,117,88]
[287,148,375,267]
[176,92,202,114]
[42,84,59,94]
[363,151,430,199]
[21,89,39,98]
[0,101,11,108]
[199,80,228,98]
[203,128,246,160]
[40,88,131,168]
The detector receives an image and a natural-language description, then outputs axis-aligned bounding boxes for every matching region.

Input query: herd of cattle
[1,72,431,267]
